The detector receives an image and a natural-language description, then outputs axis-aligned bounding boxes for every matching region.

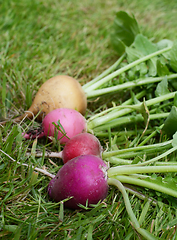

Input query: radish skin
[42,108,87,144]
[62,133,103,163]
[48,155,108,209]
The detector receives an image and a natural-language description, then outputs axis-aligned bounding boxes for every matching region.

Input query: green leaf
[111,36,125,56]
[116,175,177,199]
[13,226,22,240]
[171,79,177,90]
[170,40,177,72]
[126,46,144,63]
[4,125,20,154]
[143,175,177,195]
[133,34,158,76]
[130,91,141,105]
[155,76,170,97]
[147,58,157,76]
[3,225,18,233]
[111,11,140,54]
[156,59,170,76]
[29,171,38,186]
[59,201,64,222]
[157,39,173,50]
[31,138,38,158]
[134,34,158,55]
[162,106,177,137]
[174,93,177,107]
[87,224,93,240]
[156,39,173,59]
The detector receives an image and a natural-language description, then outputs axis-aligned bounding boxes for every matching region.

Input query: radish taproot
[48,155,108,209]
[62,133,103,163]
[23,108,87,144]
[1,75,87,124]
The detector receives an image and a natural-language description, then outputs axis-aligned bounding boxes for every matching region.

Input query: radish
[62,133,103,163]
[23,108,87,144]
[25,132,103,161]
[48,155,108,209]
[43,108,87,144]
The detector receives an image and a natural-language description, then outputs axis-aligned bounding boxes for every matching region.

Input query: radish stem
[91,112,169,132]
[108,163,177,176]
[88,91,177,130]
[84,46,172,93]
[103,140,172,158]
[83,53,126,90]
[113,175,177,199]
[86,74,177,98]
[88,90,146,122]
[108,178,158,240]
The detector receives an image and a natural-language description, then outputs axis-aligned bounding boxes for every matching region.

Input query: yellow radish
[1,75,87,123]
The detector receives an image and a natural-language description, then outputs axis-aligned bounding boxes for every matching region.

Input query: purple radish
[48,155,108,209]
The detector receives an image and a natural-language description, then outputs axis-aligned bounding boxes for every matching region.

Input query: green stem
[84,46,172,93]
[138,124,164,146]
[88,90,146,122]
[109,145,170,159]
[103,140,172,158]
[88,91,177,130]
[108,160,177,176]
[107,178,140,228]
[95,128,152,138]
[83,54,126,90]
[91,112,169,132]
[86,74,177,98]
[107,157,133,165]
[137,145,177,166]
[155,161,177,165]
[112,175,177,198]
[124,185,157,206]
[108,178,158,240]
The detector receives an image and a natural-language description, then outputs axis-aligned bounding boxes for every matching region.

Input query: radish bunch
[23,107,109,209]
[32,108,108,209]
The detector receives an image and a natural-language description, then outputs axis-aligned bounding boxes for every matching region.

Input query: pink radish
[23,108,87,144]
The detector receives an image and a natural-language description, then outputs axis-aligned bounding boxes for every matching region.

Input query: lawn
[1,0,177,239]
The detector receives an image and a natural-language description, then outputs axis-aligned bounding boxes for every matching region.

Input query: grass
[1,0,177,239]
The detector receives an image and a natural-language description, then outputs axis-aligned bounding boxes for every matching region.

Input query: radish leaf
[155,76,170,97]
[170,40,177,72]
[111,11,140,55]
[134,34,158,55]
[162,106,177,137]
[174,93,177,107]
[156,59,170,76]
